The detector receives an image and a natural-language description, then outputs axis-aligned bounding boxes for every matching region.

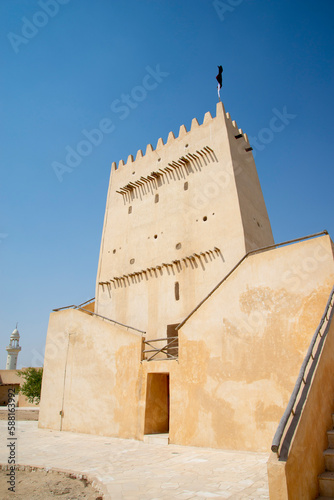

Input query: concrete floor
[0,421,270,499]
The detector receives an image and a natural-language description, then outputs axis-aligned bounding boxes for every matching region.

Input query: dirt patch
[0,468,103,499]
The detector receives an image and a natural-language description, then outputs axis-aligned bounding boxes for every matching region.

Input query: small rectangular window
[184,182,188,191]
[128,206,132,214]
[155,194,159,203]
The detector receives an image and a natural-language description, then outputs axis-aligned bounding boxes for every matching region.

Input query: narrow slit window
[175,281,180,301]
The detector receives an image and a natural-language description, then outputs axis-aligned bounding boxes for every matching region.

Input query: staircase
[317,414,334,499]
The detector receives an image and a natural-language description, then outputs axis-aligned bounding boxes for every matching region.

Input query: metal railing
[142,337,179,361]
[53,297,95,311]
[176,230,329,331]
[53,298,145,335]
[271,283,334,458]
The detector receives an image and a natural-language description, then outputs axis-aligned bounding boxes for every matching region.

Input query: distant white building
[6,326,21,370]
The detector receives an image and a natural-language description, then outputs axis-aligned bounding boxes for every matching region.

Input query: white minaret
[6,326,21,370]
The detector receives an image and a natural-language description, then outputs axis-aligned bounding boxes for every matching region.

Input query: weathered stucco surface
[176,235,334,451]
[0,369,38,407]
[95,102,274,342]
[39,235,334,453]
[39,102,334,462]
[39,309,143,439]
[268,298,334,500]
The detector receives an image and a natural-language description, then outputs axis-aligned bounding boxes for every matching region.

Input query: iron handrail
[53,297,95,312]
[176,231,328,331]
[77,297,95,308]
[271,283,334,456]
[53,300,145,334]
[76,308,146,334]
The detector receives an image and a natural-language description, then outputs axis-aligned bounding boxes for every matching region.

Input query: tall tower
[6,326,21,370]
[95,102,274,340]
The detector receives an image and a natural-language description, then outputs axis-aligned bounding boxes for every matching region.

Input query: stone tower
[95,102,274,340]
[6,326,21,370]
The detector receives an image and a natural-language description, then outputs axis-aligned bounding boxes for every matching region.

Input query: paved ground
[0,421,270,499]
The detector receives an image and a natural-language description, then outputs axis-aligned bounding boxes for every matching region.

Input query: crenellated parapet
[111,102,251,174]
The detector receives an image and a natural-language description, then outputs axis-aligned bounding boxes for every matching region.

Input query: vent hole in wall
[113,249,116,254]
[154,234,158,239]
[128,206,132,214]
[155,194,159,203]
[184,182,188,191]
[176,243,182,250]
[203,216,207,222]
[130,258,135,264]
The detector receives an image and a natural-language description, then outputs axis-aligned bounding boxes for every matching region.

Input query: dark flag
[216,65,223,100]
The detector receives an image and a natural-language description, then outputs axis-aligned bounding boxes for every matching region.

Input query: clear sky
[0,0,333,369]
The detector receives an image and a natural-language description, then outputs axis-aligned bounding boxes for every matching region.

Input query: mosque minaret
[6,326,21,370]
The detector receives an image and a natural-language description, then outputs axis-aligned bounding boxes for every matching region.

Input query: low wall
[0,408,39,421]
[39,309,143,439]
[268,300,334,499]
[178,235,334,451]
[39,235,334,453]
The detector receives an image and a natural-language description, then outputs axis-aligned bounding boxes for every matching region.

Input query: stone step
[319,471,334,497]
[143,433,169,445]
[324,449,334,471]
[328,430,334,449]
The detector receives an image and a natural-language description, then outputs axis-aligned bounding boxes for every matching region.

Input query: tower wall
[226,116,275,251]
[6,351,19,370]
[95,102,274,338]
[6,328,21,370]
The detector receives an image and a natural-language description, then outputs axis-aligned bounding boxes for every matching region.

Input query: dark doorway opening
[166,324,179,358]
[144,373,169,435]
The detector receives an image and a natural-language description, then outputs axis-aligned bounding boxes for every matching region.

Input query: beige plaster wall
[40,235,334,452]
[0,369,39,407]
[268,304,334,500]
[175,235,334,451]
[39,309,143,439]
[267,454,288,500]
[226,117,274,252]
[0,385,18,406]
[0,385,37,407]
[95,102,274,340]
[81,301,95,313]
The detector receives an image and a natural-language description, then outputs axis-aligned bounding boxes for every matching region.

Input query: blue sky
[0,0,333,369]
